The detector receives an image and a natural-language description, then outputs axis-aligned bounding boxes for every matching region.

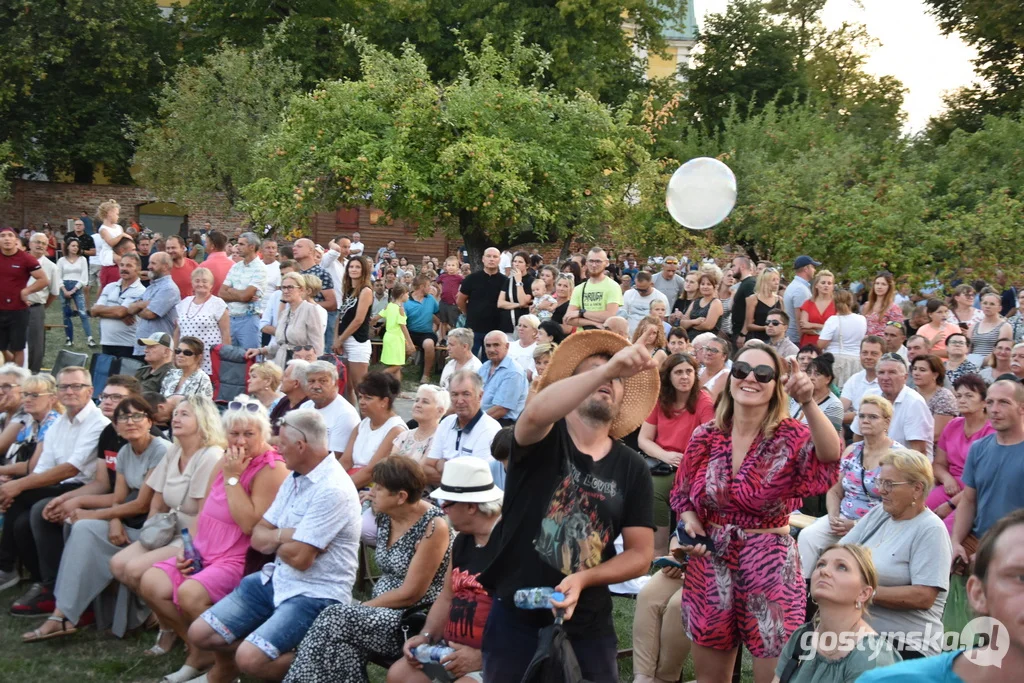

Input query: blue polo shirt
[855,649,964,682]
[134,274,181,355]
[405,293,439,334]
[478,354,528,421]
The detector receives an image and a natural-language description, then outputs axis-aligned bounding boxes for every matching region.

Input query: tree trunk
[72,160,94,184]
[460,210,491,271]
[558,232,575,265]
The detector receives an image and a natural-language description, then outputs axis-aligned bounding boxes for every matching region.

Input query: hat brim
[138,339,169,347]
[429,483,504,504]
[535,330,660,439]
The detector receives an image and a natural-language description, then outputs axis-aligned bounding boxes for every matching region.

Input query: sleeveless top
[719,297,733,336]
[748,297,776,342]
[338,285,372,343]
[372,505,453,604]
[687,297,720,340]
[969,320,1008,365]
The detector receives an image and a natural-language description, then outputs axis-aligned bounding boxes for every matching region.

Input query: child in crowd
[650,299,672,336]
[530,279,558,321]
[436,256,464,338]
[377,284,414,380]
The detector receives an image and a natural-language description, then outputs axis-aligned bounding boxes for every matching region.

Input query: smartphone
[675,528,716,553]
[652,557,683,570]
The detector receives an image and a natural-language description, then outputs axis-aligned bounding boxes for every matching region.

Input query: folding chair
[51,349,88,376]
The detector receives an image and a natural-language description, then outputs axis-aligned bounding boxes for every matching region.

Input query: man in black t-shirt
[730,255,757,345]
[479,329,658,683]
[457,247,508,358]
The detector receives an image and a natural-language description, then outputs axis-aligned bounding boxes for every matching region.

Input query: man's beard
[578,396,616,424]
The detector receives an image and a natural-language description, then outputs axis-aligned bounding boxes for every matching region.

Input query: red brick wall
[0,180,247,235]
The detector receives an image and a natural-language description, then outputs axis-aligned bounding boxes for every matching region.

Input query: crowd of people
[0,202,1023,683]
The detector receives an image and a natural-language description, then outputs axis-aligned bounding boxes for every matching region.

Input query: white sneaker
[66,339,73,347]
[87,337,97,348]
[0,568,21,592]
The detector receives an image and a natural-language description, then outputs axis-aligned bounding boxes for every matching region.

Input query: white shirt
[26,255,59,305]
[352,415,407,467]
[427,411,502,462]
[222,257,267,317]
[300,395,360,455]
[506,340,538,379]
[349,241,365,257]
[840,369,879,412]
[851,385,935,459]
[264,260,281,292]
[499,251,512,277]
[94,224,124,267]
[96,279,147,348]
[33,401,110,485]
[622,287,669,335]
[820,314,868,355]
[320,249,348,298]
[440,356,482,390]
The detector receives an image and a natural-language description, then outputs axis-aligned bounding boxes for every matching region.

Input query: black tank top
[338,286,372,343]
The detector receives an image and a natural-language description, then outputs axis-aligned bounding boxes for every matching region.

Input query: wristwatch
[226,476,239,487]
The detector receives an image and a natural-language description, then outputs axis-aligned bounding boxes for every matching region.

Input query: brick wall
[0,180,247,235]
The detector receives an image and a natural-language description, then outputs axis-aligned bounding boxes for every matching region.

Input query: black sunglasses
[731,360,777,384]
[293,345,315,352]
[174,349,197,357]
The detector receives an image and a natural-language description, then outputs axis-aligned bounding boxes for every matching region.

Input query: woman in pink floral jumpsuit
[671,342,841,682]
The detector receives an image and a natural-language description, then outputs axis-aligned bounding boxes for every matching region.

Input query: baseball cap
[138,332,172,348]
[793,255,821,269]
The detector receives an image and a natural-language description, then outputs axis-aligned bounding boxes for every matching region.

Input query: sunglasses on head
[730,360,777,384]
[174,349,197,357]
[228,401,261,413]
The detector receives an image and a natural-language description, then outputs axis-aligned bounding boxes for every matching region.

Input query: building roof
[661,0,698,42]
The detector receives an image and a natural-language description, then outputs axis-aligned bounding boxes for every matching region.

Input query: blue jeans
[61,280,92,341]
[200,572,337,660]
[473,330,488,359]
[230,315,261,350]
[324,309,339,351]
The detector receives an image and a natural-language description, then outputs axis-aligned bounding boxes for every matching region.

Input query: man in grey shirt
[783,255,819,343]
[650,257,685,305]
[190,409,360,681]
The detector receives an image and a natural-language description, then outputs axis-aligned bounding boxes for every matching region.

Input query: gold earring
[855,600,862,610]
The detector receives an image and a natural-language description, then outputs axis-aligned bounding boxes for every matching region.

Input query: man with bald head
[292,239,337,341]
[479,330,528,424]
[126,251,181,356]
[457,247,508,357]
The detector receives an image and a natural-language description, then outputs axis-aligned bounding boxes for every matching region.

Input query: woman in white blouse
[818,289,868,386]
[175,268,229,375]
[505,314,540,379]
[56,237,96,347]
[94,199,126,288]
[439,327,482,390]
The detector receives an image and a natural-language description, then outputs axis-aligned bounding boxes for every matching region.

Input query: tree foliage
[241,34,656,264]
[179,0,685,104]
[0,0,174,183]
[133,44,301,210]
[923,0,1024,139]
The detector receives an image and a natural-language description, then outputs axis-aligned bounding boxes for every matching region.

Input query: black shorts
[409,331,438,348]
[0,309,29,351]
[438,302,461,326]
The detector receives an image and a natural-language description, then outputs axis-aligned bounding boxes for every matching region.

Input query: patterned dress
[285,506,452,683]
[670,419,838,657]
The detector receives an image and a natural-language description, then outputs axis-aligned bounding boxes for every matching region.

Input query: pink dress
[863,302,904,337]
[925,417,995,533]
[670,419,838,657]
[154,448,284,606]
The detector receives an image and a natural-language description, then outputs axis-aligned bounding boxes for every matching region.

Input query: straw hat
[535,330,660,439]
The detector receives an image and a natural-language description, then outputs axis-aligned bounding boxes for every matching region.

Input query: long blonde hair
[755,269,779,301]
[713,340,789,438]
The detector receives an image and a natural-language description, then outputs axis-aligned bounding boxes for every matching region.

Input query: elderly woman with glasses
[838,449,952,660]
[672,342,841,681]
[0,374,62,481]
[162,336,214,407]
[246,272,326,367]
[139,399,288,683]
[943,333,979,389]
[22,397,172,642]
[0,363,29,435]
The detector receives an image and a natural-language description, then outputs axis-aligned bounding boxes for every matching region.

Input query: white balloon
[665,157,737,230]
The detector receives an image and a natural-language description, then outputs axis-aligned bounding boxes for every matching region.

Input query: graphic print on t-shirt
[443,566,493,648]
[533,463,614,575]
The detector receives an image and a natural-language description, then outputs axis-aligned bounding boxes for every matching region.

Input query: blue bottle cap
[551,591,565,602]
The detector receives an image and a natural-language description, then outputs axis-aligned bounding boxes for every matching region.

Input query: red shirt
[645,389,715,454]
[0,250,42,310]
[436,273,464,305]
[170,258,199,298]
[203,251,234,295]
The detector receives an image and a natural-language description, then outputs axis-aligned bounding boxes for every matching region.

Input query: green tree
[923,0,1024,139]
[133,45,302,210]
[0,0,174,182]
[241,33,656,265]
[180,0,685,104]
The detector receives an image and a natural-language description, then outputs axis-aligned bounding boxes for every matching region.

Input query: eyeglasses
[175,349,197,357]
[885,321,904,330]
[731,361,776,384]
[948,339,968,346]
[292,345,314,352]
[116,412,149,424]
[228,401,261,413]
[877,480,912,493]
[57,383,91,392]
[99,392,127,402]
[0,383,17,392]
[279,416,308,442]
[22,391,54,399]
[703,347,722,356]
[879,353,907,367]
[765,320,784,327]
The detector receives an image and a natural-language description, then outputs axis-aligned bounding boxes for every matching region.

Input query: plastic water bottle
[412,644,455,664]
[514,587,565,610]
[181,529,203,573]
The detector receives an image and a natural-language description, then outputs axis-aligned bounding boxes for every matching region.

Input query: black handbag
[399,605,429,640]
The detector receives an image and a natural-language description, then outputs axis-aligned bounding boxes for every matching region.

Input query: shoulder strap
[779,624,813,683]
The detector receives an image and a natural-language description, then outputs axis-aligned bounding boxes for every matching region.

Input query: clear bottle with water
[412,644,455,664]
[514,587,565,610]
[181,528,203,573]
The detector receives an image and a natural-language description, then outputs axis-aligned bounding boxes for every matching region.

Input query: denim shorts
[200,573,336,660]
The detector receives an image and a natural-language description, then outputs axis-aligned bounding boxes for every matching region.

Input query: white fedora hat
[430,458,503,504]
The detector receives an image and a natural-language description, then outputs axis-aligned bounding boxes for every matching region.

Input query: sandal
[145,629,178,656]
[22,615,78,642]
[162,664,205,683]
